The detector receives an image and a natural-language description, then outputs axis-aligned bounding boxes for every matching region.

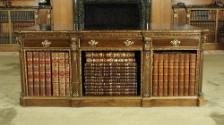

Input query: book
[153,54,159,96]
[189,54,197,96]
[158,54,164,96]
[184,54,190,96]
[39,52,46,96]
[173,54,179,96]
[178,54,185,96]
[168,54,174,96]
[65,52,70,96]
[45,52,52,96]
[163,54,169,96]
[26,52,34,96]
[58,52,66,96]
[52,52,59,96]
[33,52,40,96]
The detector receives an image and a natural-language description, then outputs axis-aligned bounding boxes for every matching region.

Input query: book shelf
[17,29,207,107]
[173,5,224,49]
[0,7,52,51]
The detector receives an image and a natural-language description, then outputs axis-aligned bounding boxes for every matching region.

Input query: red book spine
[158,54,164,96]
[153,54,159,96]
[184,54,190,96]
[163,54,169,96]
[65,52,70,96]
[173,54,179,96]
[179,54,185,96]
[168,54,174,96]
[33,52,40,96]
[59,52,66,96]
[52,52,59,96]
[39,52,46,96]
[26,52,34,96]
[189,54,197,96]
[45,52,52,96]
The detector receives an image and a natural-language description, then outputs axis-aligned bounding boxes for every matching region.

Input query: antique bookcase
[17,28,207,107]
[0,7,52,51]
[173,5,224,49]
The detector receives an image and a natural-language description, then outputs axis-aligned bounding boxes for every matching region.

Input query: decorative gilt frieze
[71,37,80,51]
[170,39,181,47]
[41,40,51,48]
[88,40,99,47]
[144,37,152,50]
[124,40,135,47]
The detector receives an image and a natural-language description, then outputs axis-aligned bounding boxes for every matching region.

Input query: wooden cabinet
[0,7,52,51]
[17,29,207,107]
[173,5,224,49]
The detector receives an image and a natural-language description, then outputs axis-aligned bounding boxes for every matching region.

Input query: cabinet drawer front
[80,39,142,49]
[152,39,199,47]
[23,39,71,47]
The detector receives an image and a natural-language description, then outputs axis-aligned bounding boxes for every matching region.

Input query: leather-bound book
[163,54,169,96]
[58,52,66,96]
[51,52,59,96]
[173,54,179,96]
[33,52,40,96]
[26,52,34,96]
[65,52,70,96]
[45,52,52,96]
[189,54,197,96]
[153,54,159,96]
[39,52,46,96]
[184,54,190,96]
[179,54,185,96]
[168,54,174,96]
[158,54,164,96]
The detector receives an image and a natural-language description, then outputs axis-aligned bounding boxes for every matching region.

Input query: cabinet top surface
[16,25,209,34]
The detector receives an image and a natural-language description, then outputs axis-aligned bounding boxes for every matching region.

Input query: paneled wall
[1,0,222,30]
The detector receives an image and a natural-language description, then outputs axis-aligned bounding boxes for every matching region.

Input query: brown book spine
[189,54,197,96]
[58,52,66,96]
[33,52,40,96]
[163,54,169,96]
[168,54,174,96]
[52,52,59,96]
[39,52,46,96]
[153,54,159,96]
[26,52,34,96]
[45,52,52,96]
[173,54,179,96]
[65,52,70,96]
[179,54,185,96]
[158,54,164,96]
[184,54,190,96]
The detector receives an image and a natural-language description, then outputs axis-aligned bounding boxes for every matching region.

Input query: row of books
[11,11,35,22]
[0,11,8,22]
[0,34,9,44]
[26,51,71,97]
[152,53,197,97]
[190,10,216,21]
[13,22,35,30]
[86,52,135,58]
[84,52,138,96]
[219,10,224,21]
[190,22,216,30]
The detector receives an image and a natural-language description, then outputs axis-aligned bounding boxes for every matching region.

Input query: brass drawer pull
[170,39,181,47]
[88,40,98,47]
[42,40,51,48]
[124,40,135,47]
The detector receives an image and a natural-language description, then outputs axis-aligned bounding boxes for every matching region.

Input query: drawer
[23,38,71,48]
[152,39,199,47]
[80,39,142,49]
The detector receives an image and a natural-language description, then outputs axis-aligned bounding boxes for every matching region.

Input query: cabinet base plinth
[142,96,205,107]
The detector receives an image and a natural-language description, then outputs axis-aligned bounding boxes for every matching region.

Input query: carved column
[143,37,152,97]
[16,35,27,96]
[71,37,81,97]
